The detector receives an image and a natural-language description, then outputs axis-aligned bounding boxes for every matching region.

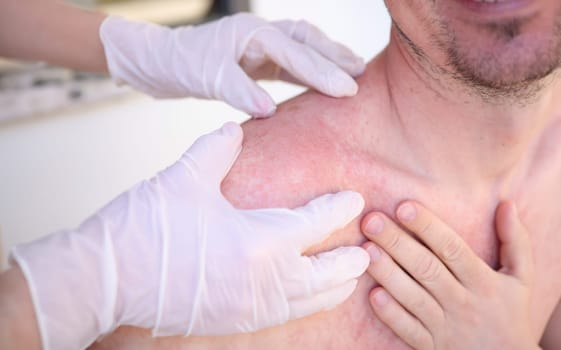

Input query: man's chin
[448,63,558,103]
[444,38,561,100]
[462,63,555,88]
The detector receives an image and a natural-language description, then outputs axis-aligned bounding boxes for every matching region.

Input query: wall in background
[251,0,391,61]
[0,1,390,266]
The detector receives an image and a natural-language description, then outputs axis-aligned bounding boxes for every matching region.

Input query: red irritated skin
[91,55,561,349]
[89,0,561,348]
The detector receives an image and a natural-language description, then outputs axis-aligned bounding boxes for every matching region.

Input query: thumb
[290,191,365,251]
[179,122,244,185]
[495,201,534,283]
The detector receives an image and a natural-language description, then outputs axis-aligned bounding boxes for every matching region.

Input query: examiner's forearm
[0,0,108,73]
[0,267,41,350]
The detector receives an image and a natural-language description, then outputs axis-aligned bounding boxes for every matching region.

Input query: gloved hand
[11,122,370,350]
[99,13,366,117]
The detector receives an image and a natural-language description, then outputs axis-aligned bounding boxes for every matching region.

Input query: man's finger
[395,201,490,285]
[369,287,434,350]
[178,122,244,185]
[288,279,357,320]
[364,242,444,331]
[291,191,365,251]
[362,211,464,306]
[495,201,534,284]
[271,20,365,77]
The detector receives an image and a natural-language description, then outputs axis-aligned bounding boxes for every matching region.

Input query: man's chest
[340,147,561,330]
[220,118,561,348]
[515,171,561,329]
[227,123,561,285]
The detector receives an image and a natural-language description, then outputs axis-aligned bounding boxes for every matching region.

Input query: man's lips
[454,0,536,19]
[471,0,507,3]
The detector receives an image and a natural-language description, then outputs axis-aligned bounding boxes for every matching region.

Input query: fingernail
[338,191,365,215]
[367,244,381,262]
[250,91,276,118]
[365,215,384,235]
[397,203,416,222]
[329,70,358,97]
[350,57,366,77]
[265,104,277,117]
[373,290,389,306]
[253,104,276,119]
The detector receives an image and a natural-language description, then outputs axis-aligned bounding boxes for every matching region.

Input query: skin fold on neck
[367,25,561,191]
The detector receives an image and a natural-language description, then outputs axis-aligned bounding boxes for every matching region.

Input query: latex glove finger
[272,20,365,77]
[283,246,369,299]
[178,122,243,185]
[287,191,365,251]
[495,201,534,284]
[217,64,277,117]
[288,279,357,320]
[252,29,359,97]
[394,201,491,286]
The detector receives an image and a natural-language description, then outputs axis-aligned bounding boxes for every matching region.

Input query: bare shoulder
[221,56,391,212]
[221,90,360,210]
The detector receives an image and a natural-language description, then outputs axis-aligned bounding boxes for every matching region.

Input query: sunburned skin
[90,42,561,349]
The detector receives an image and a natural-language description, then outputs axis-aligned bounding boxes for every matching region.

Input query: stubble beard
[443,13,561,104]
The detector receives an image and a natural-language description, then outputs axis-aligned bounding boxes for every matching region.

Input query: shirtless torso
[92,39,561,348]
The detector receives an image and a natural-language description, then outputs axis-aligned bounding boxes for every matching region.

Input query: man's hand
[100,13,365,117]
[361,201,541,350]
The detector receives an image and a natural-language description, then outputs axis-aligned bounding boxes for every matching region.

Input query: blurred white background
[0,0,390,267]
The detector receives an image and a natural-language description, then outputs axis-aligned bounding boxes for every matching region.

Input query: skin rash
[92,1,561,348]
[91,59,561,350]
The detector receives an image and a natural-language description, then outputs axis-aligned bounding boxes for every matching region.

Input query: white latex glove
[99,13,366,117]
[11,122,370,350]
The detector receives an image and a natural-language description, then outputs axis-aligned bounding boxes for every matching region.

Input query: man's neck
[368,29,560,188]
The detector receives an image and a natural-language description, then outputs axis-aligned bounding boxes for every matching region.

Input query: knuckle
[296,19,311,26]
[418,220,433,237]
[387,231,404,253]
[478,278,499,298]
[372,256,396,282]
[407,320,430,349]
[410,295,429,313]
[440,236,464,263]
[459,305,481,329]
[289,20,313,42]
[452,290,475,315]
[420,333,435,350]
[294,19,314,32]
[432,306,446,328]
[454,288,470,307]
[414,253,441,282]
